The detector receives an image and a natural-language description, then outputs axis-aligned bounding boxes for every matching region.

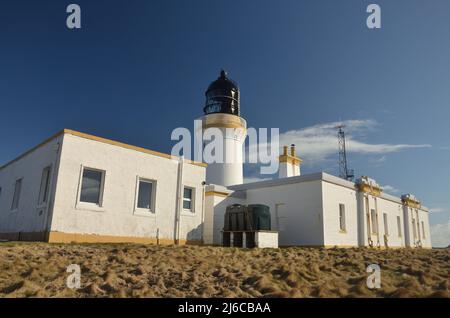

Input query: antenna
[336,124,354,181]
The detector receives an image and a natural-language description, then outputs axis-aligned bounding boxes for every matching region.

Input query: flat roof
[0,129,207,171]
[229,172,428,210]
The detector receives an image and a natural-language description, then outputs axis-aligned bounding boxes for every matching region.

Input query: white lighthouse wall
[200,114,247,187]
[49,133,206,244]
[0,134,63,240]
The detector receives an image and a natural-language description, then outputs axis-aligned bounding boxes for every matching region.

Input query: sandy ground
[0,243,448,298]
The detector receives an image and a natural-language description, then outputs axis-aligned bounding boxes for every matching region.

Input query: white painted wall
[204,184,246,245]
[403,205,432,248]
[321,180,359,247]
[418,209,432,248]
[375,196,405,248]
[278,162,300,178]
[232,180,324,247]
[50,133,206,242]
[222,173,432,249]
[0,135,63,236]
[203,185,231,244]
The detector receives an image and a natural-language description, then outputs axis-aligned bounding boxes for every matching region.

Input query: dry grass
[0,243,448,298]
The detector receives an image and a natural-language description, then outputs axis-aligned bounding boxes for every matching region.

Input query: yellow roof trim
[0,130,66,171]
[0,129,207,171]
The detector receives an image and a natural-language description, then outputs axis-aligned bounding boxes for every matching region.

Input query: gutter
[174,157,184,244]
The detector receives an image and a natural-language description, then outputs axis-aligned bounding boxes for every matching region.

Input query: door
[35,166,52,238]
[275,203,288,245]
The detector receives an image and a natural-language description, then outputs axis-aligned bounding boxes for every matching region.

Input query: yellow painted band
[203,123,246,130]
[358,184,382,196]
[205,191,229,197]
[279,155,302,166]
[0,231,202,245]
[402,199,421,209]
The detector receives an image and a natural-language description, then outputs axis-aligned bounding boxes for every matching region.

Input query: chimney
[278,144,302,178]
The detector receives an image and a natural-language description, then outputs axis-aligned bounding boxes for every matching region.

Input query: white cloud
[430,219,450,247]
[278,119,431,165]
[381,185,400,194]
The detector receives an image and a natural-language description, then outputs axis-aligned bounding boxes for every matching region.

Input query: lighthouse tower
[199,70,247,186]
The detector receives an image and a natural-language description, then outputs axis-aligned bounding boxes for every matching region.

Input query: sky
[0,1,449,246]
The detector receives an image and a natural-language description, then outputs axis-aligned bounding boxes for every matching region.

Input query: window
[412,219,417,239]
[397,216,402,237]
[421,221,426,239]
[383,213,389,236]
[11,178,22,210]
[370,209,378,234]
[79,168,104,205]
[38,166,51,205]
[339,204,346,231]
[183,187,194,212]
[137,179,155,211]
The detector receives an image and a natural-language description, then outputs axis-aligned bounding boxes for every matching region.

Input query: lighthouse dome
[204,70,240,116]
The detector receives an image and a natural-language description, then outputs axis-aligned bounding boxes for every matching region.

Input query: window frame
[11,178,23,211]
[134,176,157,215]
[370,209,378,234]
[383,213,389,236]
[76,166,106,210]
[397,215,402,237]
[182,186,195,213]
[37,166,52,206]
[339,203,346,232]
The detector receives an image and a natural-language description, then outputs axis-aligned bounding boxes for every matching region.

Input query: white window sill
[76,203,106,213]
[133,209,156,218]
[181,210,196,216]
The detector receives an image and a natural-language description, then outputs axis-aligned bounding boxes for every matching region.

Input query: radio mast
[336,125,354,181]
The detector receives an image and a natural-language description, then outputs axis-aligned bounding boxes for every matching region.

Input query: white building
[0,71,432,248]
[200,71,431,249]
[203,168,431,248]
[0,129,206,244]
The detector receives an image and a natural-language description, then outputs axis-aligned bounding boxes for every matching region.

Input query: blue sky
[0,1,449,245]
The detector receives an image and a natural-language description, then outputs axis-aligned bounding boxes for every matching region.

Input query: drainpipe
[43,141,62,242]
[416,209,422,247]
[365,196,373,247]
[175,157,184,245]
[200,181,206,244]
[374,197,381,248]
